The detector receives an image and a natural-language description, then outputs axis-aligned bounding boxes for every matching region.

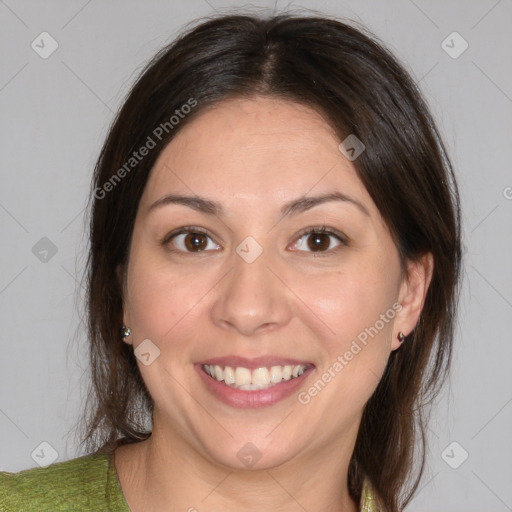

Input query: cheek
[291,256,400,412]
[125,253,220,406]
[293,266,398,427]
[126,251,217,344]
[128,239,206,344]
[293,259,399,350]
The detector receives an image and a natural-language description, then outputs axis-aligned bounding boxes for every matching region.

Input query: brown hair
[78,13,462,512]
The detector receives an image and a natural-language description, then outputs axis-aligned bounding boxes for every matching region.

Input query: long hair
[78,13,462,512]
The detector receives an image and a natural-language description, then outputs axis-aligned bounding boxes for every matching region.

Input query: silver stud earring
[397,331,406,343]
[121,325,131,338]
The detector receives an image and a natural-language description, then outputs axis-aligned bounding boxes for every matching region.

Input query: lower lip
[195,364,313,409]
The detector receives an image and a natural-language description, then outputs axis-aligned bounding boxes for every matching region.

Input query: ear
[392,252,434,350]
[117,264,132,345]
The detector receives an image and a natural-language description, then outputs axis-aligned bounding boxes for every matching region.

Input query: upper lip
[197,356,315,370]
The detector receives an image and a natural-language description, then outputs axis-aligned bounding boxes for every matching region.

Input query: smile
[202,364,307,390]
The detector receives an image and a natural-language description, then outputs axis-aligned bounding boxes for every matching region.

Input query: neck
[115,421,360,512]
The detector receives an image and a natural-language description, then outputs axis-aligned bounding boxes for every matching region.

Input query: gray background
[1,1,511,510]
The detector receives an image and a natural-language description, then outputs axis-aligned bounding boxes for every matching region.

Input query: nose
[209,246,293,337]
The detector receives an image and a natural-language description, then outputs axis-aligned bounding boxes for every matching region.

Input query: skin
[115,96,433,512]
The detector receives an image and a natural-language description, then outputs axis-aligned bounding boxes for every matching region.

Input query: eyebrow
[147,192,369,217]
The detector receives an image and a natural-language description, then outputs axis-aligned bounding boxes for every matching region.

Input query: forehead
[141,96,376,217]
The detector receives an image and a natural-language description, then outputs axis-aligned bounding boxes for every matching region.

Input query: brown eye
[169,230,220,253]
[292,229,345,253]
[184,232,208,251]
[307,233,331,251]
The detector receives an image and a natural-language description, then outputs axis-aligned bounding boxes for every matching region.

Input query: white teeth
[252,367,270,386]
[203,363,308,389]
[235,367,251,386]
[269,365,282,383]
[214,365,224,381]
[224,366,235,385]
[282,365,292,380]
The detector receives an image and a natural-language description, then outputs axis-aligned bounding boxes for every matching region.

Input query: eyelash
[162,225,349,256]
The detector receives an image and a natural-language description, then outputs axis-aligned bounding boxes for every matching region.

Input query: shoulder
[360,477,381,512]
[0,452,128,511]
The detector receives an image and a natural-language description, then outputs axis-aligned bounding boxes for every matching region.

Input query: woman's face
[122,96,429,470]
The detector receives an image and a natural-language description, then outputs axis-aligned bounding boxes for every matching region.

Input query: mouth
[194,355,315,408]
[202,363,311,391]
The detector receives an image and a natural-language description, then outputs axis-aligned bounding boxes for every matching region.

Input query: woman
[0,12,461,512]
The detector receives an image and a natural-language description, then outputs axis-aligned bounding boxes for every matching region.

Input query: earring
[121,325,131,338]
[397,331,406,343]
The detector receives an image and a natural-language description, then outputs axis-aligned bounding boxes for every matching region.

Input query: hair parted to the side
[78,12,462,512]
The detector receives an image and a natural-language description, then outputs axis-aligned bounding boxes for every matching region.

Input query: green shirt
[0,453,129,511]
[0,452,377,511]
